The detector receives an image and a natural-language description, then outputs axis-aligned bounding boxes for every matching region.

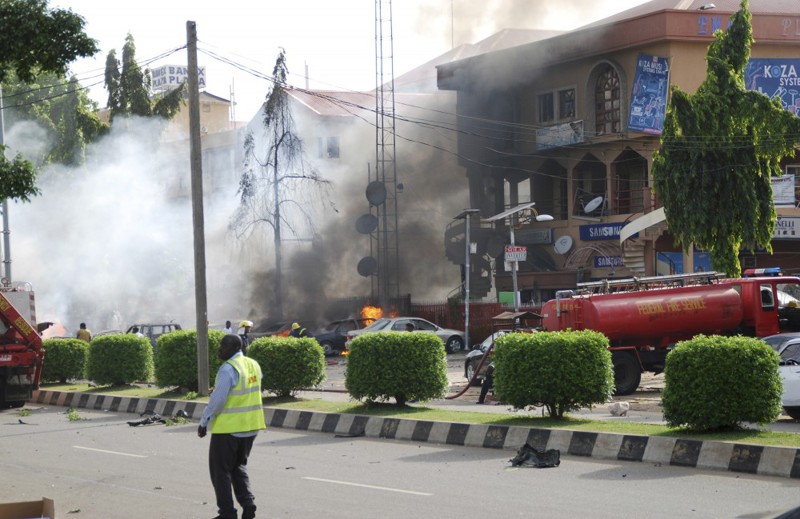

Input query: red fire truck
[0,282,43,408]
[540,269,800,395]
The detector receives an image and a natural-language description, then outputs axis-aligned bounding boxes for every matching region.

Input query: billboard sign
[745,59,800,116]
[152,64,207,92]
[628,53,670,134]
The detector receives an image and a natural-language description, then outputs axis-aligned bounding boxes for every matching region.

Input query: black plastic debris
[174,409,190,419]
[510,443,561,468]
[127,414,167,427]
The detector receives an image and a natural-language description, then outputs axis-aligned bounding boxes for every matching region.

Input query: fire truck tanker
[0,282,43,407]
[540,270,800,395]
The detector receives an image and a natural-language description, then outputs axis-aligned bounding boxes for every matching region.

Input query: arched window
[595,65,620,135]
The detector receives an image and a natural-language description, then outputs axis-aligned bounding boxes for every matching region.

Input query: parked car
[464,328,539,385]
[780,361,800,419]
[345,317,465,353]
[313,318,370,356]
[761,333,800,419]
[126,323,182,350]
[762,333,800,364]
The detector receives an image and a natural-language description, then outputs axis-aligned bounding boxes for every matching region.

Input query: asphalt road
[2,405,800,519]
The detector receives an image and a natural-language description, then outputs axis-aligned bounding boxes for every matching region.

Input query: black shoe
[242,504,256,519]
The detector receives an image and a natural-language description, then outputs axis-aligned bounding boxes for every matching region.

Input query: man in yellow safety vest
[198,334,266,519]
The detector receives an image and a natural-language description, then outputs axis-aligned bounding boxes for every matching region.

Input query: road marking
[302,477,432,496]
[72,446,147,458]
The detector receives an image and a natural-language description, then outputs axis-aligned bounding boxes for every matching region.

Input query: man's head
[219,334,243,361]
[405,323,414,332]
[80,323,86,329]
[292,322,300,330]
[225,320,231,328]
[132,326,139,333]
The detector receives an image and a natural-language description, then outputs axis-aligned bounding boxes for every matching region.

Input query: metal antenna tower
[373,0,400,307]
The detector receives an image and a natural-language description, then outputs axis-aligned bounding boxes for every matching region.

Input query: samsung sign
[580,223,636,241]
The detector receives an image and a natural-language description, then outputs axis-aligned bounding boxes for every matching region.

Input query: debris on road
[510,443,560,468]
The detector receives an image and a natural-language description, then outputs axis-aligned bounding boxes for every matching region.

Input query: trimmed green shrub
[493,330,614,418]
[345,331,448,406]
[86,334,153,385]
[662,335,782,431]
[41,338,89,383]
[247,336,325,397]
[154,329,226,390]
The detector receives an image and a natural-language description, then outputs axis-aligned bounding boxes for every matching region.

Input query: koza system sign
[152,65,206,92]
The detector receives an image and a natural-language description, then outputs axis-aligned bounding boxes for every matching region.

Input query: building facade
[437,0,800,306]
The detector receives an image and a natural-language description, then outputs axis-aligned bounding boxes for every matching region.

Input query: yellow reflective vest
[211,355,266,434]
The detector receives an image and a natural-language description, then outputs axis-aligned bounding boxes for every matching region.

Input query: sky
[53,0,650,122]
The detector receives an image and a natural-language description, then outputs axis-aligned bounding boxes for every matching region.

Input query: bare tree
[231,48,330,320]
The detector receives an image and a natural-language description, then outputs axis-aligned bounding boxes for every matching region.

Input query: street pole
[465,211,471,350]
[187,21,209,396]
[510,220,519,312]
[0,86,10,282]
[458,209,479,350]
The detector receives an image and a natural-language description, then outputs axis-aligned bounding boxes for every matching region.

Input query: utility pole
[187,21,209,396]
[0,87,10,282]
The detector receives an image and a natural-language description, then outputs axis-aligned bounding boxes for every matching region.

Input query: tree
[231,48,330,320]
[652,0,800,276]
[104,33,184,122]
[0,0,98,201]
[3,72,108,166]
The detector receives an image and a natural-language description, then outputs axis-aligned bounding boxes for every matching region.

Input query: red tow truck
[0,282,43,408]
[540,268,800,395]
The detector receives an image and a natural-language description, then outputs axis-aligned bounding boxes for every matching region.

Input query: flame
[360,305,382,325]
[276,329,291,337]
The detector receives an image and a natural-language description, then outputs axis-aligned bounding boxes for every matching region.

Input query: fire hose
[445,342,495,400]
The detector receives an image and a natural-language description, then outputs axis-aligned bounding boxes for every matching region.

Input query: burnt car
[313,318,370,356]
[249,320,294,340]
[126,323,182,350]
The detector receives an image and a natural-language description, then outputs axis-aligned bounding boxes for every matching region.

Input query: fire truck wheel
[612,354,641,396]
[446,336,464,354]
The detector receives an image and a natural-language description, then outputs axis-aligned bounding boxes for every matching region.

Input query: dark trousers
[478,367,494,404]
[209,433,256,519]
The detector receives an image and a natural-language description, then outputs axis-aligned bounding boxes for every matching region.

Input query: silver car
[761,333,800,419]
[344,317,465,353]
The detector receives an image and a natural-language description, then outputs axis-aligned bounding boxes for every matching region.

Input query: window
[326,137,340,159]
[538,88,576,123]
[595,65,621,135]
[317,137,340,159]
[789,165,800,206]
[538,92,554,123]
[559,89,575,119]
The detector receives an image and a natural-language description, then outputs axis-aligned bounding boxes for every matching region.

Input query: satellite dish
[554,235,574,255]
[366,181,387,205]
[357,256,377,277]
[584,196,604,214]
[355,214,378,234]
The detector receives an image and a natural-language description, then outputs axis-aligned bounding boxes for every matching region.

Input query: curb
[31,390,800,480]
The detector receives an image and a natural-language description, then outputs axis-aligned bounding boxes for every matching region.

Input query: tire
[446,336,464,354]
[612,353,642,396]
[320,341,335,356]
[784,407,800,420]
[465,360,482,386]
